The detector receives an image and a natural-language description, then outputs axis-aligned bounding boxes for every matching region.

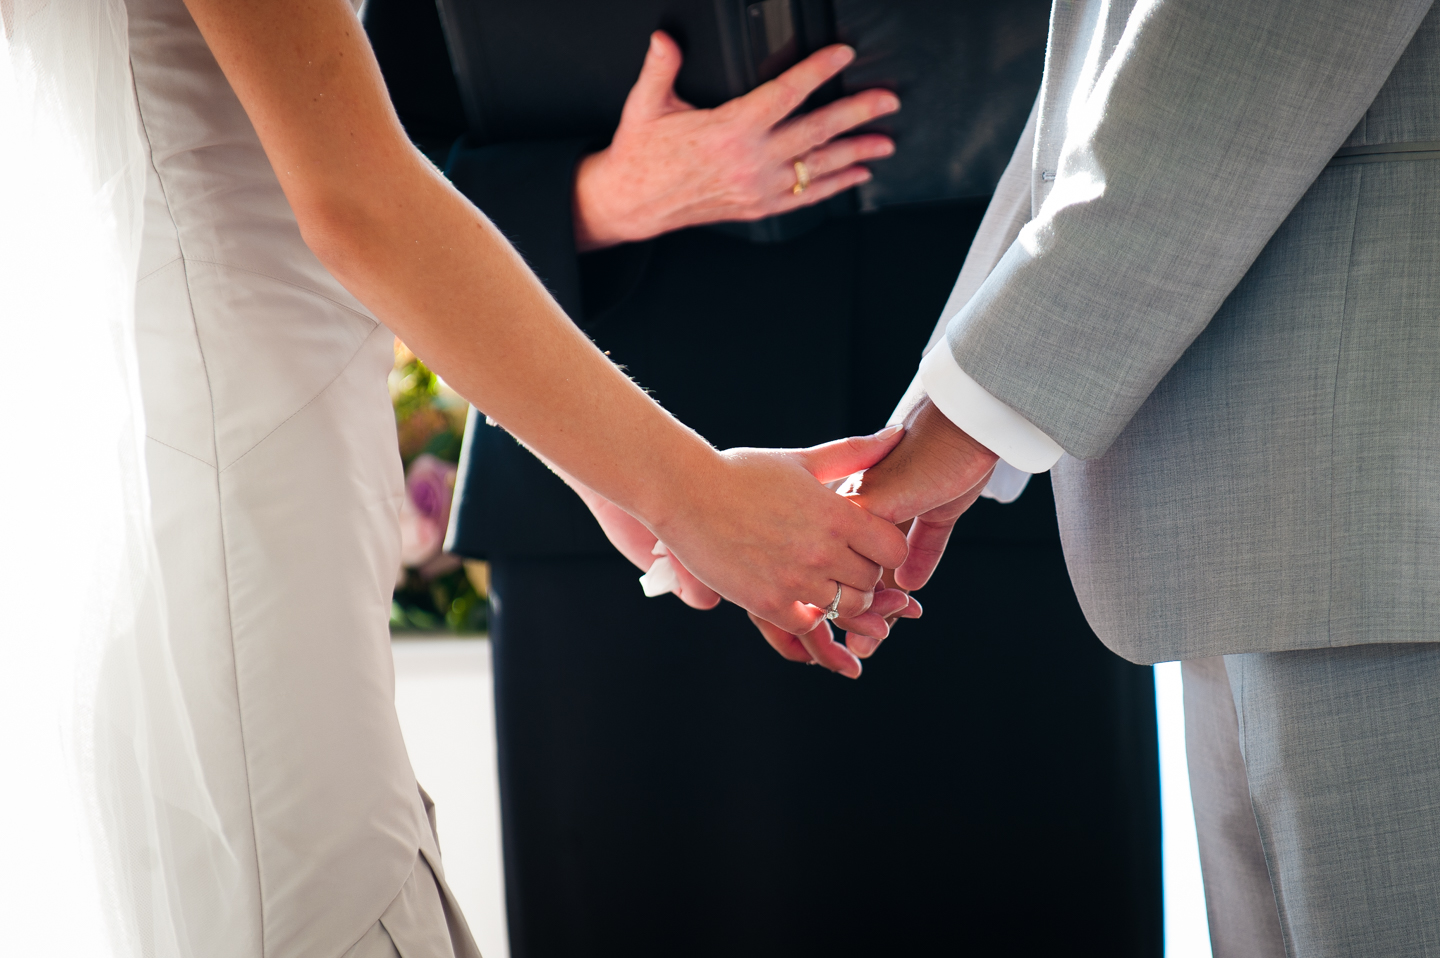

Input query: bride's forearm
[183,0,713,530]
[306,160,716,528]
[184,0,913,645]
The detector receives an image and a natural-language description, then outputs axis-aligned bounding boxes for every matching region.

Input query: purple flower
[399,454,457,568]
[407,454,457,524]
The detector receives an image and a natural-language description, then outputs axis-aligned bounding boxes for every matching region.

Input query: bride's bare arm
[180,0,906,648]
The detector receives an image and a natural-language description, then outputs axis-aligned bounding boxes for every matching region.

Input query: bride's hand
[571,480,905,678]
[649,425,909,654]
[564,481,722,611]
[551,426,907,675]
[746,583,921,678]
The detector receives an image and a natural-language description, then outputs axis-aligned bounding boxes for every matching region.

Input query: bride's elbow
[292,190,380,281]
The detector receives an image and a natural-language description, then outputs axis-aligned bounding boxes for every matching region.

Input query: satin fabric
[127,0,477,953]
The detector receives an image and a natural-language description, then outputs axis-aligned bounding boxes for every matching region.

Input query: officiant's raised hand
[571,31,899,250]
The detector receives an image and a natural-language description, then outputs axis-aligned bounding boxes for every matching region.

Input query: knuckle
[729,172,767,206]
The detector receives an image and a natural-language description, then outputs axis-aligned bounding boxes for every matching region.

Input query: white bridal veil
[0,1,218,953]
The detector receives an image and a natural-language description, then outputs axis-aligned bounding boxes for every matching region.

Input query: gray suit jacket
[937,0,1440,662]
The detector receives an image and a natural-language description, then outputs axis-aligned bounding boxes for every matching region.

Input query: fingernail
[874,423,904,439]
[878,141,896,156]
[834,44,856,64]
[650,32,662,54]
[849,634,879,658]
[879,94,900,112]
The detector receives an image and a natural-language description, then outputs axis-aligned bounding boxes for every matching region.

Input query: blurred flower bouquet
[390,339,488,633]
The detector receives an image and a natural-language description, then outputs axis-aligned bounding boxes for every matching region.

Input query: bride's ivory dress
[127,0,480,954]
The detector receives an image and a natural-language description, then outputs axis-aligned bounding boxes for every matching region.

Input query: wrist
[573,149,641,251]
[907,398,999,505]
[911,396,997,475]
[852,396,998,523]
[623,428,724,540]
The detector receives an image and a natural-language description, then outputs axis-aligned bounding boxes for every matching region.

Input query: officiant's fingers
[748,610,815,664]
[621,31,691,123]
[771,88,899,159]
[743,44,855,128]
[791,135,894,181]
[770,166,873,214]
[795,620,863,679]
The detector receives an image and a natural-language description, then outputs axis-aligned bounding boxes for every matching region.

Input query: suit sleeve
[901,95,1068,475]
[932,0,1434,461]
[445,138,593,320]
[889,95,1064,483]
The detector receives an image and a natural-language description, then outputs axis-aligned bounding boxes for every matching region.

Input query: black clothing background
[367,3,1162,955]
[491,546,1159,958]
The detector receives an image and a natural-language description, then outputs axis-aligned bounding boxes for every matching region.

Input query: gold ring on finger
[792,159,811,195]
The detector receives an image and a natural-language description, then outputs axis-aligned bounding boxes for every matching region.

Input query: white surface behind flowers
[391,641,1210,958]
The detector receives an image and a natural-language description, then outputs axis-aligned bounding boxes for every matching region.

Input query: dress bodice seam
[182,258,379,327]
[138,254,182,284]
[218,323,390,476]
[130,60,270,951]
[147,434,217,469]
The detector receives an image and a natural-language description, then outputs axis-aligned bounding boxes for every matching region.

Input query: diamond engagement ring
[824,582,843,620]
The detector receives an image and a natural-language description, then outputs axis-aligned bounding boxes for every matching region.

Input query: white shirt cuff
[918,344,1064,474]
[981,460,1033,503]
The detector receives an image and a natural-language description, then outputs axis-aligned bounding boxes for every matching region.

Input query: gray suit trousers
[1183,646,1440,957]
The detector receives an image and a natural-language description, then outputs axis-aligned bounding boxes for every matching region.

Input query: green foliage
[391,565,488,634]
[389,339,486,635]
[390,343,469,468]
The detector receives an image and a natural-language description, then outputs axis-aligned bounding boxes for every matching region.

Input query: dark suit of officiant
[367,3,1161,955]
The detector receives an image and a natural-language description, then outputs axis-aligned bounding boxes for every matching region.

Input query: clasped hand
[748,397,1000,675]
[575,397,1001,679]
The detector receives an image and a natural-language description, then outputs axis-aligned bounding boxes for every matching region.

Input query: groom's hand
[746,585,920,672]
[838,396,997,657]
[845,396,997,530]
[744,397,998,674]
